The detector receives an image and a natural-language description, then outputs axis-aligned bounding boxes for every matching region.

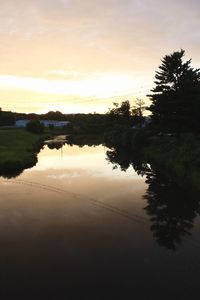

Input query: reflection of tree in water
[106,147,132,171]
[67,134,103,148]
[0,135,102,179]
[106,145,200,251]
[47,142,65,150]
[0,166,25,179]
[0,157,38,179]
[144,167,200,250]
[106,146,150,175]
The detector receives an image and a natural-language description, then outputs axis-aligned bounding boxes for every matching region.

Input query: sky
[0,0,200,114]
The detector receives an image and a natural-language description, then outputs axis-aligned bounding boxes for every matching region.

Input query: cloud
[1,1,200,52]
[0,0,199,112]
[0,72,143,98]
[0,0,199,73]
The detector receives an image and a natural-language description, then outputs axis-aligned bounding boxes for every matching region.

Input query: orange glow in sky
[0,0,199,113]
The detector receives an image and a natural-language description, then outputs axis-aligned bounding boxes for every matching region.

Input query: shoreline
[0,128,50,178]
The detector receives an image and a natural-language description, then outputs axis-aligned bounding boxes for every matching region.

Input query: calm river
[0,140,200,298]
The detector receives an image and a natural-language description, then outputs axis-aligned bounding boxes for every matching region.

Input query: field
[0,128,49,177]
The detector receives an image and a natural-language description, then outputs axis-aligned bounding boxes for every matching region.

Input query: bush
[26,120,44,134]
[48,124,54,130]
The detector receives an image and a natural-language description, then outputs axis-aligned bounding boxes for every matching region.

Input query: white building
[41,120,70,127]
[15,120,70,128]
[15,120,30,127]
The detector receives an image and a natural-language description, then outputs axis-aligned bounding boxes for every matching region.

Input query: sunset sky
[0,0,200,113]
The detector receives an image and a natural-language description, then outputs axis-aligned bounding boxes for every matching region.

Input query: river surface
[0,142,200,298]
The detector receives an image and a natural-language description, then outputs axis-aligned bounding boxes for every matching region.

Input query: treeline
[0,109,15,126]
[14,110,68,121]
[0,109,107,134]
[105,49,200,146]
[1,49,199,138]
[65,113,107,134]
[104,50,200,191]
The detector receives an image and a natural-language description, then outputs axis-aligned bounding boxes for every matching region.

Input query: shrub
[26,120,44,134]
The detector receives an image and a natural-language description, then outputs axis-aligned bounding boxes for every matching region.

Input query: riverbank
[126,130,200,191]
[1,126,200,190]
[0,128,104,178]
[104,126,200,191]
[0,128,49,177]
[142,133,200,191]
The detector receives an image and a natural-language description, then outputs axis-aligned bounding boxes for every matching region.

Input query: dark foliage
[44,111,65,120]
[65,113,107,134]
[26,120,44,134]
[0,110,15,126]
[107,100,131,125]
[143,167,199,251]
[148,49,200,133]
[105,142,200,250]
[67,134,103,147]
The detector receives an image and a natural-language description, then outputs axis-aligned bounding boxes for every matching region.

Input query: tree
[143,166,199,250]
[148,49,200,133]
[26,120,44,134]
[132,98,146,127]
[107,99,148,128]
[107,100,132,125]
[45,111,64,121]
[0,110,15,126]
[132,98,146,118]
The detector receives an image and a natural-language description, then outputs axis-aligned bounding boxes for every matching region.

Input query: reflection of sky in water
[0,144,147,216]
[27,145,143,179]
[0,144,149,248]
[0,144,200,295]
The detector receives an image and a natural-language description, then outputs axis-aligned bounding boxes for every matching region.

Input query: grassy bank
[134,132,200,191]
[104,126,200,191]
[0,128,49,177]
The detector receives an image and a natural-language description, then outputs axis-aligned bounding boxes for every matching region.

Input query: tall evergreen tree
[148,50,200,133]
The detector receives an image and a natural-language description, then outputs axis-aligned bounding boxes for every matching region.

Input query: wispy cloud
[0,0,199,112]
[0,73,143,98]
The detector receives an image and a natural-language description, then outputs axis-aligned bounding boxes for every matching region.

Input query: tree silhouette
[107,100,132,125]
[106,146,131,171]
[143,167,200,250]
[26,120,44,134]
[131,98,147,127]
[0,110,15,126]
[45,111,65,121]
[105,142,200,251]
[148,49,200,133]
[132,98,146,118]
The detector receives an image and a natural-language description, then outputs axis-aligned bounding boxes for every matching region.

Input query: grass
[0,128,49,177]
[141,134,200,190]
[107,126,200,191]
[0,129,43,159]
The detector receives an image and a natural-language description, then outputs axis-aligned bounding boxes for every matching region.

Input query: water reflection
[144,168,200,250]
[0,135,103,179]
[0,165,25,179]
[1,135,200,252]
[0,157,38,179]
[67,134,103,148]
[105,145,200,250]
[45,135,67,150]
[1,136,200,295]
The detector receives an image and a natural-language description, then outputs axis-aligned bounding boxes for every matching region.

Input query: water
[0,141,200,298]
